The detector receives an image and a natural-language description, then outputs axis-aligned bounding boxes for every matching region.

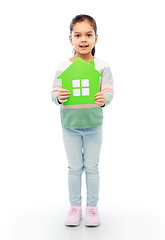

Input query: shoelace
[88,208,96,216]
[68,207,78,216]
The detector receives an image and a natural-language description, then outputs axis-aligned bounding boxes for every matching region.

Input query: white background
[0,0,165,239]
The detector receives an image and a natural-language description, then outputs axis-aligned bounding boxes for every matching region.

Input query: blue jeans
[62,125,103,206]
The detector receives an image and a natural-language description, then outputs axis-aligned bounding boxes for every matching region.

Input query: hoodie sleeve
[51,60,72,106]
[51,65,63,106]
[51,74,62,106]
[100,64,114,106]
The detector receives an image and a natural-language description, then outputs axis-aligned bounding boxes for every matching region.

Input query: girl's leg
[83,125,103,206]
[62,128,83,206]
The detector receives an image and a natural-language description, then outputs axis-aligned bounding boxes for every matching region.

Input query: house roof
[57,57,103,79]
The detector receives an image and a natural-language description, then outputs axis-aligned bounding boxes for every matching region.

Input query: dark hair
[70,14,97,56]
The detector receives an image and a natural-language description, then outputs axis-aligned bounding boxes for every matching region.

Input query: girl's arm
[51,87,62,105]
[51,67,63,106]
[100,64,114,107]
[51,61,71,105]
[51,86,70,105]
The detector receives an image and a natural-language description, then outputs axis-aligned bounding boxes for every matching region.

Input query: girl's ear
[69,35,73,46]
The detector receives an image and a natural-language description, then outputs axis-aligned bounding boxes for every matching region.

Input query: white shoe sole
[65,215,82,226]
[85,222,100,227]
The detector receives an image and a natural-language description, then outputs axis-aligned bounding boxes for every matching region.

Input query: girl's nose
[81,36,87,42]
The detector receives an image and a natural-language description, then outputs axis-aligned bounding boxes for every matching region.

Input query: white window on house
[82,88,89,96]
[73,88,80,96]
[81,79,89,87]
[72,80,80,88]
[72,79,90,96]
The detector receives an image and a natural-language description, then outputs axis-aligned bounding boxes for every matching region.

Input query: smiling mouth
[80,45,89,48]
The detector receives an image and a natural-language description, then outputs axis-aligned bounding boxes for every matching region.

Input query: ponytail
[91,46,96,56]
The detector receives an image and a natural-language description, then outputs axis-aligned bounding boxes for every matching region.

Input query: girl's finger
[59,92,70,96]
[95,96,103,101]
[60,99,68,103]
[95,100,103,105]
[59,95,70,101]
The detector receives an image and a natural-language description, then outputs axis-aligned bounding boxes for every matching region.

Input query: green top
[60,107,104,129]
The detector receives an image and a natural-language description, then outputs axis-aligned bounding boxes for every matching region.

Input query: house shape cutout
[57,57,103,105]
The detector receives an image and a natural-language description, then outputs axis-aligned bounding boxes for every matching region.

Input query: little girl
[51,14,114,226]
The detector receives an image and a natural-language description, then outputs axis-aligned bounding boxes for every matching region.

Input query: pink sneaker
[65,206,82,226]
[85,206,100,227]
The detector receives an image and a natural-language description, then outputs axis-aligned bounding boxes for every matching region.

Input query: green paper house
[57,57,103,105]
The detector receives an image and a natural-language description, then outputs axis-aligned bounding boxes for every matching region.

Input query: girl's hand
[95,92,105,107]
[57,89,70,103]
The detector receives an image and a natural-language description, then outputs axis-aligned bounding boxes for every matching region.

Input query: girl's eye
[75,35,80,38]
[87,34,92,37]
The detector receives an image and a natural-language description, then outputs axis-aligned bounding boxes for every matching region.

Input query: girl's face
[69,21,98,58]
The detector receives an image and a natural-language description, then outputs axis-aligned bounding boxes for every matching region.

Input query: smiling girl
[51,14,114,227]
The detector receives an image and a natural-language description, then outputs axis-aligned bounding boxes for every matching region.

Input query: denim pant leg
[62,128,83,206]
[83,125,103,206]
